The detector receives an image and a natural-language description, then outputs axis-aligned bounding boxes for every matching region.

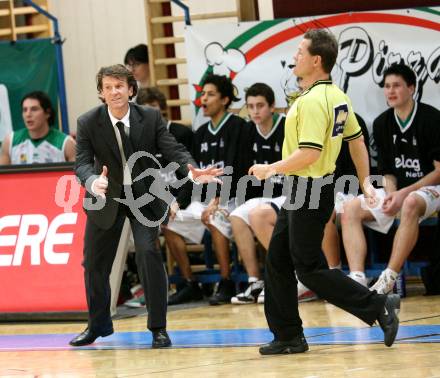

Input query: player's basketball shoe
[370,270,397,295]
[231,280,264,304]
[297,281,317,303]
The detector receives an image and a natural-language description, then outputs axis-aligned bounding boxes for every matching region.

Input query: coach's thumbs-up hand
[92,165,109,198]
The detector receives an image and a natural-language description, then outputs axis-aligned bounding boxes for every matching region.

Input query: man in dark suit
[70,64,221,348]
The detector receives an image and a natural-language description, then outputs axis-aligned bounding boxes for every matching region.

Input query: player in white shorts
[231,196,286,226]
[341,63,440,294]
[166,199,237,245]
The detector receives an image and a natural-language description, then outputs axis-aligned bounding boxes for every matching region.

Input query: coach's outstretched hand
[188,164,223,184]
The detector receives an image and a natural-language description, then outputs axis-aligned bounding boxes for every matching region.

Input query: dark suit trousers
[83,206,167,334]
[264,177,386,341]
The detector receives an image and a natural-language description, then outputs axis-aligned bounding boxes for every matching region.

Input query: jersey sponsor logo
[395,155,420,172]
[332,104,349,137]
[406,171,424,179]
[0,213,77,267]
[395,155,424,179]
[200,160,225,169]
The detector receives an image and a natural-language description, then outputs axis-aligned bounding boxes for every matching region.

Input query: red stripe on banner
[243,12,440,69]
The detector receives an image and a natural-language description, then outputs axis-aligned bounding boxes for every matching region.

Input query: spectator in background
[0,91,75,164]
[124,44,150,89]
[136,87,192,154]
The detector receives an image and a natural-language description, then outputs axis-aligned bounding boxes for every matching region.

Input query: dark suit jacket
[169,121,193,153]
[75,103,196,230]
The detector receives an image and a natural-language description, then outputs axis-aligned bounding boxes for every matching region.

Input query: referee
[249,29,400,355]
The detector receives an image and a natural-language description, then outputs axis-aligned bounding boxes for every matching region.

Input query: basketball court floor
[1,286,440,377]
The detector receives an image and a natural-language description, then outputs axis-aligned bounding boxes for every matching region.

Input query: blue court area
[1,325,439,351]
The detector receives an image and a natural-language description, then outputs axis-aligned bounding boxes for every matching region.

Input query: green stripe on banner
[194,19,285,114]
[226,19,286,49]
[416,7,440,17]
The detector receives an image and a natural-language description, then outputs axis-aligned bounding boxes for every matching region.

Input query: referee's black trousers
[264,176,386,341]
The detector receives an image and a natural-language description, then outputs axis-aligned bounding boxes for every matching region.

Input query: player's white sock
[349,271,368,287]
[384,268,398,280]
[329,263,342,270]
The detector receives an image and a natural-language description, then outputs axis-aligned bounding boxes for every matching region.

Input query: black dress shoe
[259,334,309,355]
[69,328,113,347]
[152,329,172,348]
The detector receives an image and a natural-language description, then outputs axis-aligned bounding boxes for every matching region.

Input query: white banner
[185,7,440,162]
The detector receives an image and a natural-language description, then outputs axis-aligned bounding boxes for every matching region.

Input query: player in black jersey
[228,83,285,304]
[162,74,250,305]
[342,63,440,294]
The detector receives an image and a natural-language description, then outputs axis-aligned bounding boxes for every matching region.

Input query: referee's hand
[249,164,276,181]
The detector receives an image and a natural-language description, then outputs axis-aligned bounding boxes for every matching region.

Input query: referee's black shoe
[69,327,113,346]
[152,329,172,348]
[377,293,400,347]
[259,334,309,355]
